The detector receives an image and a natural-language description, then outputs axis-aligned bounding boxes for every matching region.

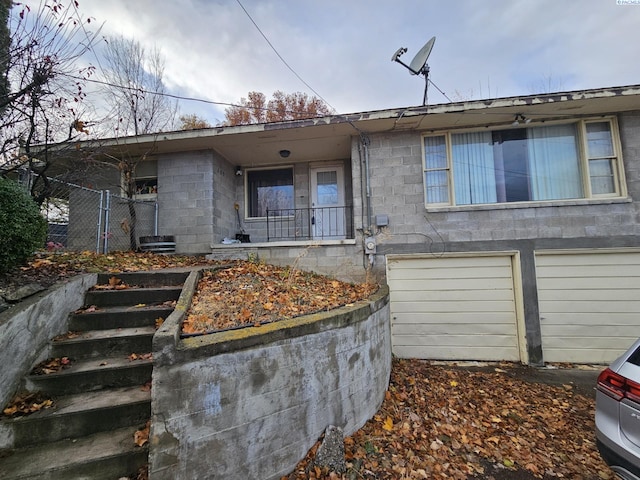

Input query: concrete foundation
[0,274,97,407]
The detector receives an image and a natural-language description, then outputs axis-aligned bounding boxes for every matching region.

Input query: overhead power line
[60,73,328,119]
[234,0,335,112]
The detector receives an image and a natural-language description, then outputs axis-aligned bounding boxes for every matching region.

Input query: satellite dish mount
[391,36,436,106]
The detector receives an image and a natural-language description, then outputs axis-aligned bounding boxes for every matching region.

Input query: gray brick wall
[157,150,216,254]
[360,110,640,364]
[364,112,640,252]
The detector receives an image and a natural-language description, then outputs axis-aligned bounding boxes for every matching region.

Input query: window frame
[245,166,295,219]
[422,117,626,209]
[132,176,158,199]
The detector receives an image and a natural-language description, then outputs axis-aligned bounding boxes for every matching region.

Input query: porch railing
[266,206,354,241]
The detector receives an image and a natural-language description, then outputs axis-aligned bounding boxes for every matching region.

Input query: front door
[310,166,345,239]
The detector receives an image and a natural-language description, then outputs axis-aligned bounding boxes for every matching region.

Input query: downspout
[360,133,372,232]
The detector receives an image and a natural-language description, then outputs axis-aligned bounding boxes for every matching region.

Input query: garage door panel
[392,300,517,314]
[388,254,522,362]
[393,312,517,324]
[538,289,638,302]
[540,301,640,314]
[536,252,640,267]
[388,256,512,270]
[542,333,638,350]
[387,277,515,291]
[388,265,512,281]
[392,323,515,336]
[391,289,513,302]
[537,277,640,290]
[543,348,630,365]
[542,324,640,339]
[393,333,518,347]
[536,250,640,364]
[537,264,640,278]
[394,345,519,361]
[541,313,640,325]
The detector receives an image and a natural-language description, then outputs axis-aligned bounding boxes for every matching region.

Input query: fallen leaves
[31,357,72,375]
[282,360,613,480]
[92,277,133,290]
[128,353,152,362]
[1,251,223,296]
[134,420,150,447]
[182,263,378,335]
[2,392,54,417]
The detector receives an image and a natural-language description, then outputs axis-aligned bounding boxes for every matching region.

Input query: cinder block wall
[361,111,640,365]
[157,150,218,254]
[150,287,390,480]
[364,112,640,250]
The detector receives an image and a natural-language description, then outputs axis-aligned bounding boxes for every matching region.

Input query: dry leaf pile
[30,356,72,375]
[182,263,378,334]
[2,392,54,417]
[1,250,221,294]
[284,359,611,480]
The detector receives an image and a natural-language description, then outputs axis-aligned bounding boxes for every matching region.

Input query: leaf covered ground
[1,252,612,479]
[182,263,378,334]
[284,359,610,480]
[0,250,220,291]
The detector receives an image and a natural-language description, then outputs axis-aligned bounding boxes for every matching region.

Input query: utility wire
[234,0,335,112]
[60,73,328,119]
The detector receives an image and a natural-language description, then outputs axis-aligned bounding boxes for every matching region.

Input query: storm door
[310,166,345,239]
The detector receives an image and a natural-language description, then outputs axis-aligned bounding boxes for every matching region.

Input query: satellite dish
[409,36,435,75]
[391,36,437,105]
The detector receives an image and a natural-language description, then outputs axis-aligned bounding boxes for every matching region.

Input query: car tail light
[597,368,640,404]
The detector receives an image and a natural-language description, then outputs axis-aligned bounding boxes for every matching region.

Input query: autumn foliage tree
[179,113,211,130]
[225,90,332,126]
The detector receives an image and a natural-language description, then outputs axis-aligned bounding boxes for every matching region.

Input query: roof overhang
[77,84,640,167]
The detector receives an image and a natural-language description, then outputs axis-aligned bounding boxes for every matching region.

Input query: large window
[247,167,294,217]
[423,119,623,207]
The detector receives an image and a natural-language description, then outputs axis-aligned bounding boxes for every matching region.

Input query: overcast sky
[34,0,640,125]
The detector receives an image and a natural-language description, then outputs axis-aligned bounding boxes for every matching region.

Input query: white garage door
[387,254,524,362]
[536,250,640,364]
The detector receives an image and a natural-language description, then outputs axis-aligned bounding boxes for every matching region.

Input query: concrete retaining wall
[0,274,97,407]
[150,270,391,480]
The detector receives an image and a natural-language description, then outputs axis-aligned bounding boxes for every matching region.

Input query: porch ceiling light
[279,149,291,158]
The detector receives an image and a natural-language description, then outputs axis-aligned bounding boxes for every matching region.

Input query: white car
[596,338,640,480]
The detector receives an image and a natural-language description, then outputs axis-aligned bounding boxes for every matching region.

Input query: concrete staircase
[0,271,188,480]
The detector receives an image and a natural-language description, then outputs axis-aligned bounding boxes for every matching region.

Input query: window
[247,168,294,217]
[129,160,157,198]
[134,177,158,196]
[423,119,623,207]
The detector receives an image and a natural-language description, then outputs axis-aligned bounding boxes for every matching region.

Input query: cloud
[28,0,640,123]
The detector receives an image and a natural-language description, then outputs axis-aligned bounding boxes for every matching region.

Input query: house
[70,84,640,366]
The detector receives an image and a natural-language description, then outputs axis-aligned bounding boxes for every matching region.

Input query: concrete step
[0,426,148,480]
[25,355,153,396]
[50,326,155,359]
[68,304,174,331]
[0,386,151,449]
[84,286,182,307]
[96,270,189,287]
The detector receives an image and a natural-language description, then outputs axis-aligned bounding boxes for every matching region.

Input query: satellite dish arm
[391,47,422,75]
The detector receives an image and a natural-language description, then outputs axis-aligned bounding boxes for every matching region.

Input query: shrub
[0,178,47,274]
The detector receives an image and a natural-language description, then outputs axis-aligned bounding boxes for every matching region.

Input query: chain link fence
[32,175,158,253]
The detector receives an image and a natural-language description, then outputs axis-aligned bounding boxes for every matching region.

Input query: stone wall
[150,274,390,480]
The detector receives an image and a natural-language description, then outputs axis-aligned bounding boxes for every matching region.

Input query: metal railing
[266,206,354,241]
